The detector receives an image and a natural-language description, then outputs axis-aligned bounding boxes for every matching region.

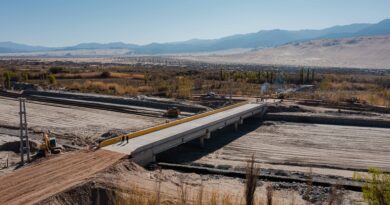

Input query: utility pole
[19,98,30,164]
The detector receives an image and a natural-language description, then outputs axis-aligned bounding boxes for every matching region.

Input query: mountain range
[180,35,390,69]
[1,19,389,55]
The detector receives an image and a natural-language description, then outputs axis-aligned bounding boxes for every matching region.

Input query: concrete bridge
[101,102,267,165]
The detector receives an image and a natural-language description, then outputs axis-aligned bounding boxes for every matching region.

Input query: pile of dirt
[38,181,118,205]
[39,161,148,205]
[0,140,38,153]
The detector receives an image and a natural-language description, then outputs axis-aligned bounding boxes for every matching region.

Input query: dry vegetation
[290,73,390,107]
[1,60,389,107]
[107,159,369,205]
[115,185,276,205]
[113,158,297,205]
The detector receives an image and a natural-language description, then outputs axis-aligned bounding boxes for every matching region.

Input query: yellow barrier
[98,101,248,148]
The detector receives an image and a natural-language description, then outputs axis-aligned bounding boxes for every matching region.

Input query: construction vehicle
[38,132,61,157]
[163,107,180,118]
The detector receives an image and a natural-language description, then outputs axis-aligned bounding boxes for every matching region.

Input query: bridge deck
[103,103,264,158]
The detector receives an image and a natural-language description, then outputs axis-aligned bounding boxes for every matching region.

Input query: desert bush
[245,155,259,205]
[3,71,12,89]
[177,176,189,205]
[137,86,153,94]
[101,71,111,78]
[49,67,64,74]
[21,72,29,82]
[48,74,57,85]
[177,77,193,99]
[327,181,344,205]
[67,80,137,95]
[266,184,273,205]
[353,168,390,205]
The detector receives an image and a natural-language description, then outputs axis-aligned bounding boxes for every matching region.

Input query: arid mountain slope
[181,35,390,69]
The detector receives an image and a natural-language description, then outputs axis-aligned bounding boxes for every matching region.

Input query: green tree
[311,70,315,82]
[299,68,304,84]
[353,168,390,205]
[3,71,11,89]
[22,72,29,82]
[177,76,193,99]
[306,69,310,83]
[144,71,151,85]
[270,72,274,84]
[49,67,64,74]
[257,71,262,83]
[48,74,57,85]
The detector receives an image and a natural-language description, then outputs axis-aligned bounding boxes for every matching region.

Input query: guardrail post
[234,122,239,131]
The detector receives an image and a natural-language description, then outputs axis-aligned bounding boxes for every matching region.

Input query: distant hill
[179,35,390,69]
[0,19,389,55]
[0,41,52,53]
[355,19,390,36]
[62,42,139,50]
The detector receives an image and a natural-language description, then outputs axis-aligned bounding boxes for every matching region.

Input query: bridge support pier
[200,136,205,148]
[200,130,210,148]
[132,150,156,166]
[234,122,239,131]
[205,130,210,139]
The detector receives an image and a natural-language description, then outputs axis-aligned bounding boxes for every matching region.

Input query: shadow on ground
[156,117,264,164]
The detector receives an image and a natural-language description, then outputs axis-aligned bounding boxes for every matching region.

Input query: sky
[0,0,389,47]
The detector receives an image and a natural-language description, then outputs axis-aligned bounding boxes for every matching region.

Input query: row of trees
[204,68,316,85]
[299,68,315,84]
[1,70,57,89]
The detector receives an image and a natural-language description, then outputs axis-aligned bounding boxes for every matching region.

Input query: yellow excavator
[38,132,61,157]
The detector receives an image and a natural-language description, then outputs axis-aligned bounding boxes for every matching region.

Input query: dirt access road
[0,150,124,205]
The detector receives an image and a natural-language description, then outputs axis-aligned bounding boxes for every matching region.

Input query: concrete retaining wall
[22,90,206,113]
[265,113,390,128]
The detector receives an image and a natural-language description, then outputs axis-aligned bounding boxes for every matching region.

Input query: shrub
[245,155,259,205]
[48,74,57,85]
[177,76,193,99]
[3,71,11,89]
[49,67,64,74]
[101,71,111,78]
[353,168,390,205]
